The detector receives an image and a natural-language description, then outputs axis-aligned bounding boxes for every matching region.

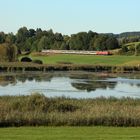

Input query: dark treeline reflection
[0,76,17,87]
[70,73,140,92]
[0,72,140,92]
[69,73,116,92]
[71,81,116,92]
[0,73,53,87]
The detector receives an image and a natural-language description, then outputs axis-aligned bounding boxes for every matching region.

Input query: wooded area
[0,27,140,62]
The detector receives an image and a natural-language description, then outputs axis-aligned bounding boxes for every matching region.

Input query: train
[42,50,112,55]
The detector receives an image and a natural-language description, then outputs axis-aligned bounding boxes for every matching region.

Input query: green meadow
[27,54,140,66]
[0,127,140,140]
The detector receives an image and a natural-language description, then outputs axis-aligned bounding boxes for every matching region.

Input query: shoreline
[0,62,140,73]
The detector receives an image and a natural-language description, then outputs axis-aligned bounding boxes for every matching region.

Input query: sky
[0,0,140,35]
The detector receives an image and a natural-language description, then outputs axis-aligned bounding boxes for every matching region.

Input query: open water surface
[0,71,140,98]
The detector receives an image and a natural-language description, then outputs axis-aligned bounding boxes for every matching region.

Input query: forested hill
[118,32,140,38]
[104,32,140,38]
[88,31,140,38]
[103,32,140,46]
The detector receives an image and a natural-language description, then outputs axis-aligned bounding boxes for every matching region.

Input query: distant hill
[102,32,140,38]
[118,32,140,38]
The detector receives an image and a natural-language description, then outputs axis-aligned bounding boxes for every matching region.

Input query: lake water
[0,71,140,98]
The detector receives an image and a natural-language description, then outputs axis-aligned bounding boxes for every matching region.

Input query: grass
[0,127,140,140]
[124,41,140,47]
[1,94,140,127]
[26,54,140,66]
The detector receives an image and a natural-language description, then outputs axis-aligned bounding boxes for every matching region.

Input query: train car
[96,51,111,55]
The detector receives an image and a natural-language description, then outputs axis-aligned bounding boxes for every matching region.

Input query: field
[27,54,140,66]
[0,127,140,140]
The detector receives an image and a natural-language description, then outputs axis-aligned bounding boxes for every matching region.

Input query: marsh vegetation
[1,93,140,127]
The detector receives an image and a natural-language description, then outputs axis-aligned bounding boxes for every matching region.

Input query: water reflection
[71,81,116,92]
[0,72,140,98]
[0,76,17,87]
[0,73,53,86]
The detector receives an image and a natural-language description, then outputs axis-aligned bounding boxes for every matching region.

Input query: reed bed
[1,93,140,127]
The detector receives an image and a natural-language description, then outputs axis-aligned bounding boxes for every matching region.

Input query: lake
[0,71,140,98]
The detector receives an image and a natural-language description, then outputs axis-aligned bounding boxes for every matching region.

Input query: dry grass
[1,94,140,127]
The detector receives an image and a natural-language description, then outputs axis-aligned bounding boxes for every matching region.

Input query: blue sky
[0,0,140,34]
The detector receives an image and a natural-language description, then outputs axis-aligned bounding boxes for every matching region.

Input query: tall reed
[0,93,140,127]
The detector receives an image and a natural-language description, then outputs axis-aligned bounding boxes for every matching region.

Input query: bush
[21,57,32,62]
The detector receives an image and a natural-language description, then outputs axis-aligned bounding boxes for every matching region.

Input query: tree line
[1,27,140,62]
[14,27,119,51]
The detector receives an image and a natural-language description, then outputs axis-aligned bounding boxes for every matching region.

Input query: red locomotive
[96,51,111,55]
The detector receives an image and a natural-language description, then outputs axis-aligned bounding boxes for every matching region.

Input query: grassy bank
[1,94,140,127]
[1,127,140,140]
[29,54,140,66]
[0,62,140,73]
[17,54,140,72]
[0,54,139,73]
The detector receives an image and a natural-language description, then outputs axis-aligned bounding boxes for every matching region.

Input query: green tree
[52,41,62,50]
[24,38,34,51]
[55,33,63,41]
[5,33,16,44]
[93,35,119,51]
[135,43,140,56]
[0,44,9,61]
[89,35,98,50]
[37,36,48,51]
[0,32,6,43]
[28,29,36,37]
[69,32,89,50]
[0,44,17,62]
[93,35,108,51]
[121,45,128,54]
[31,40,40,52]
[106,37,119,50]
[7,44,18,62]
[16,27,29,51]
[69,35,83,50]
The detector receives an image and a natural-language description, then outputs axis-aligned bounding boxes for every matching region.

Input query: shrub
[21,57,32,62]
